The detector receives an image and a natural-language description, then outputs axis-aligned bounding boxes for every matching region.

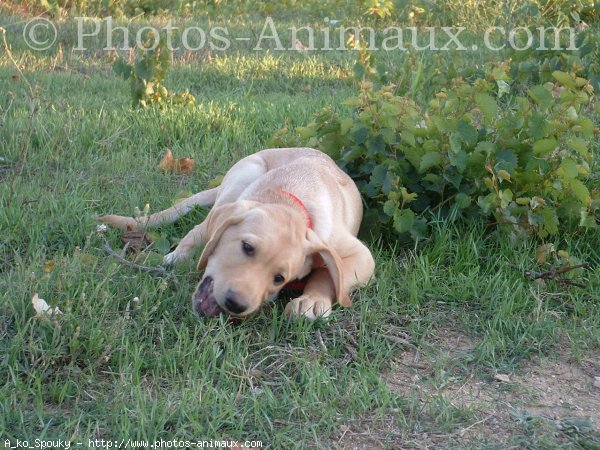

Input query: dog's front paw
[163,250,189,265]
[285,295,332,320]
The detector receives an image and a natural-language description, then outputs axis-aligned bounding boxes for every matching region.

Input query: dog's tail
[97,187,220,230]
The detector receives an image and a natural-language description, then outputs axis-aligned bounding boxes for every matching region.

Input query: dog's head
[192,200,349,318]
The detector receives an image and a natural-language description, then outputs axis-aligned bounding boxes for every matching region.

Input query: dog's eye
[273,274,285,285]
[242,241,254,256]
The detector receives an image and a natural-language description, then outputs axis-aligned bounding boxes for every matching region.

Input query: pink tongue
[193,278,222,318]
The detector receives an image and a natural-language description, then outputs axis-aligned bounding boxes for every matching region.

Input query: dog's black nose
[224,291,247,314]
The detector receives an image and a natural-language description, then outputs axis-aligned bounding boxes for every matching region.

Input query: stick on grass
[102,238,178,285]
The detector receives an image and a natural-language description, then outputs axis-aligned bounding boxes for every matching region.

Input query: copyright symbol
[23,17,57,51]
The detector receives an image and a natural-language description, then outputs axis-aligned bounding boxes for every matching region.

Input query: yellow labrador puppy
[98,148,374,320]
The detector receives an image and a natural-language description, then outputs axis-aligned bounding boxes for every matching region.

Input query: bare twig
[102,238,178,285]
[531,262,590,280]
[510,262,590,289]
[556,279,587,289]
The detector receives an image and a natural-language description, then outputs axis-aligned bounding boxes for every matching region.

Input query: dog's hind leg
[211,153,268,206]
[98,151,270,230]
[97,187,220,230]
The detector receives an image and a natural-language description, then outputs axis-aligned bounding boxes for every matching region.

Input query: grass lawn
[1,6,599,449]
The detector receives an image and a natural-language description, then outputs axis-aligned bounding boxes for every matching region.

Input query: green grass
[1,10,599,449]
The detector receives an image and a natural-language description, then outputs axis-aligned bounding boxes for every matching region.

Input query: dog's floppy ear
[304,229,351,307]
[197,201,256,270]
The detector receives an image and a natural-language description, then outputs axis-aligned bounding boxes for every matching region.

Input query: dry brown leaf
[157,148,175,172]
[174,157,195,174]
[121,231,152,253]
[32,293,62,317]
[157,149,195,174]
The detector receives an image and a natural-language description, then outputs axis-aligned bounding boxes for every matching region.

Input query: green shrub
[392,0,598,29]
[509,26,600,94]
[35,0,196,17]
[271,61,599,241]
[112,32,195,108]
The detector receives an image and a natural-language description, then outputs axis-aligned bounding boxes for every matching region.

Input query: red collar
[276,189,313,229]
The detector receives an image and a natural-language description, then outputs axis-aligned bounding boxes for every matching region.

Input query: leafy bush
[112,33,195,108]
[509,26,600,94]
[23,0,371,18]
[271,61,599,241]
[514,0,599,27]
[35,0,199,17]
[392,0,598,28]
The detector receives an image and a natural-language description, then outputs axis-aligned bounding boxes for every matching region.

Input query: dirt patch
[332,328,599,449]
[512,352,600,426]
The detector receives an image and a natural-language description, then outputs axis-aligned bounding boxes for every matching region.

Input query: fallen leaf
[174,157,195,174]
[157,149,195,174]
[122,231,152,252]
[32,293,62,317]
[157,148,175,172]
[494,373,511,383]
